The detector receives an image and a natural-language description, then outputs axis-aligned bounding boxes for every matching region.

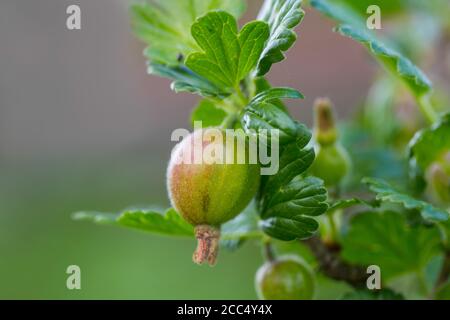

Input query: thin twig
[303,236,367,287]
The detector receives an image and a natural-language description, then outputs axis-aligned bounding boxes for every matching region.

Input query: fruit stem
[263,239,275,262]
[234,84,248,108]
[417,94,438,124]
[193,225,221,266]
[327,210,338,244]
[220,114,238,129]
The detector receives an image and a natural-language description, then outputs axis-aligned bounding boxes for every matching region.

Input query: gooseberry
[167,128,260,265]
[310,98,351,187]
[255,255,315,300]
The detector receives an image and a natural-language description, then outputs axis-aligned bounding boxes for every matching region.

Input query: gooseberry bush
[74,0,450,300]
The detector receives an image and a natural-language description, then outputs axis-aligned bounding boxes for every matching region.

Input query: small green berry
[255,256,315,300]
[167,129,260,265]
[311,144,351,187]
[311,98,351,187]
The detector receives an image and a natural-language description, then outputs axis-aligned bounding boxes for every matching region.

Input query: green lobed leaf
[336,0,406,17]
[256,0,304,76]
[409,113,450,171]
[310,0,432,97]
[73,208,194,237]
[337,24,432,96]
[73,206,263,245]
[191,99,228,127]
[332,0,449,20]
[118,208,194,236]
[310,0,366,27]
[240,89,327,241]
[247,87,304,109]
[262,143,315,196]
[148,62,229,97]
[255,140,314,212]
[363,177,449,222]
[220,204,263,250]
[328,198,379,212]
[259,176,328,241]
[341,211,442,280]
[186,11,270,89]
[241,88,309,147]
[130,0,246,65]
[242,105,310,146]
[253,77,289,112]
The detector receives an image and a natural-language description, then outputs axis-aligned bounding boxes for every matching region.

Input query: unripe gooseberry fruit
[310,97,351,187]
[311,144,351,187]
[255,255,315,300]
[167,128,260,265]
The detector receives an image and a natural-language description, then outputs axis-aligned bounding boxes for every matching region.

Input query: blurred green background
[0,0,376,299]
[0,155,264,299]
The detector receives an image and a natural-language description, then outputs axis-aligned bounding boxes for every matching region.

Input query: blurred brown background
[0,0,373,161]
[0,0,374,299]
